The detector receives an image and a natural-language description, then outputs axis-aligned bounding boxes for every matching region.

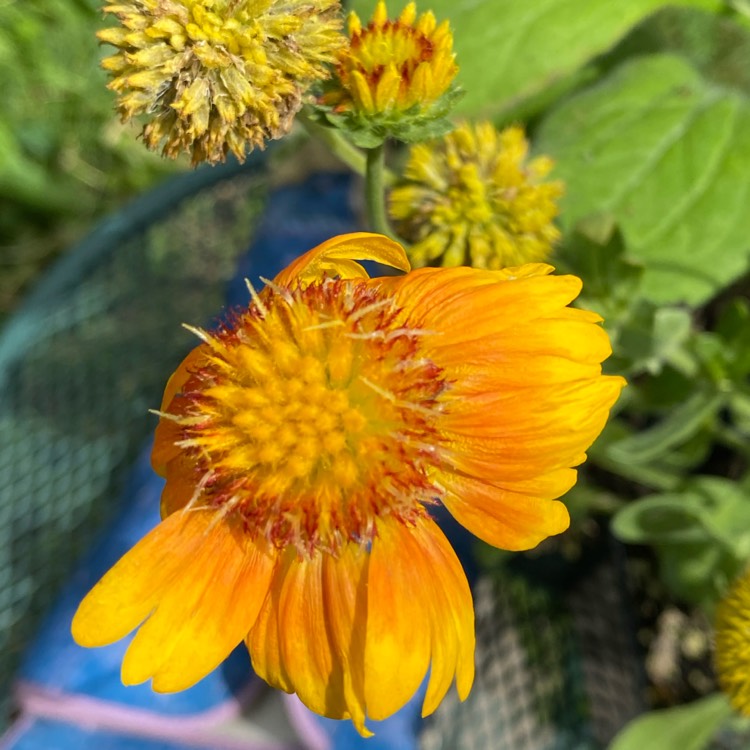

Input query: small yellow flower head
[331,1,456,116]
[390,121,565,269]
[715,568,750,714]
[98,0,344,165]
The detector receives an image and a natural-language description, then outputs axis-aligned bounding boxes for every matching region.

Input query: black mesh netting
[1,155,732,748]
[421,553,646,750]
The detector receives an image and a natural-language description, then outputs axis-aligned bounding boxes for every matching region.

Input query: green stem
[365,143,397,239]
[298,109,367,178]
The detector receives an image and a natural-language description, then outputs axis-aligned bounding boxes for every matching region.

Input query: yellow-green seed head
[98,0,344,164]
[389,121,564,269]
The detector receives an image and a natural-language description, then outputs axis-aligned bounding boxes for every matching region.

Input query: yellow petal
[152,343,209,475]
[276,550,348,717]
[71,510,209,647]
[389,267,583,342]
[350,70,376,113]
[441,377,625,482]
[372,0,388,26]
[274,233,410,289]
[247,560,294,695]
[363,517,432,720]
[374,66,400,111]
[159,344,209,412]
[322,545,371,736]
[399,3,417,26]
[158,453,197,517]
[144,526,276,692]
[407,516,475,716]
[440,473,571,551]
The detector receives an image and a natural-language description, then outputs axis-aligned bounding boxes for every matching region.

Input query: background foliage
[0,0,177,324]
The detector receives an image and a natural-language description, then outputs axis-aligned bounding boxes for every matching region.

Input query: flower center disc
[178,279,446,555]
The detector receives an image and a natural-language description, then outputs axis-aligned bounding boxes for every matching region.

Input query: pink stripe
[15,681,299,750]
[282,695,330,750]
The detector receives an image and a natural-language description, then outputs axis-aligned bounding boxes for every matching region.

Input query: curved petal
[116,512,274,691]
[322,545,370,736]
[445,376,624,441]
[159,344,209,413]
[159,453,199,518]
[440,473,571,551]
[273,233,410,289]
[384,263,625,552]
[246,565,294,695]
[276,550,348,720]
[364,516,458,720]
[248,545,372,737]
[407,516,475,716]
[441,377,625,483]
[72,509,276,692]
[382,265,580,338]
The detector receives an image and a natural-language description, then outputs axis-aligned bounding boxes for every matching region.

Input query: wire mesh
[421,549,646,750]
[0,156,268,726]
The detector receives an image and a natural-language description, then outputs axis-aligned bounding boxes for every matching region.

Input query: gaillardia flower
[715,568,750,714]
[98,0,343,164]
[390,121,564,269]
[72,233,624,735]
[319,1,458,144]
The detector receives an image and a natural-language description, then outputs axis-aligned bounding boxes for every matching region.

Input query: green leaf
[607,390,724,463]
[601,7,750,98]
[536,54,750,305]
[348,0,721,118]
[558,223,643,326]
[716,299,750,379]
[609,694,732,750]
[587,427,685,491]
[658,542,727,607]
[611,495,707,544]
[729,391,750,433]
[612,476,750,603]
[691,476,750,556]
[612,477,750,546]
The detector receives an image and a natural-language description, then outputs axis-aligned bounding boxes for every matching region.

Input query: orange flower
[72,233,624,735]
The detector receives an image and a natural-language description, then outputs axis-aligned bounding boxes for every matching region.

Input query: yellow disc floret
[168,278,445,555]
[98,0,344,164]
[716,568,750,715]
[390,121,564,269]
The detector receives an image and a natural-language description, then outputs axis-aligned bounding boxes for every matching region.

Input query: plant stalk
[298,110,368,178]
[364,143,397,239]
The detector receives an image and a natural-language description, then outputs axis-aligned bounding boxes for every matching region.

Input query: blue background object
[226,172,359,310]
